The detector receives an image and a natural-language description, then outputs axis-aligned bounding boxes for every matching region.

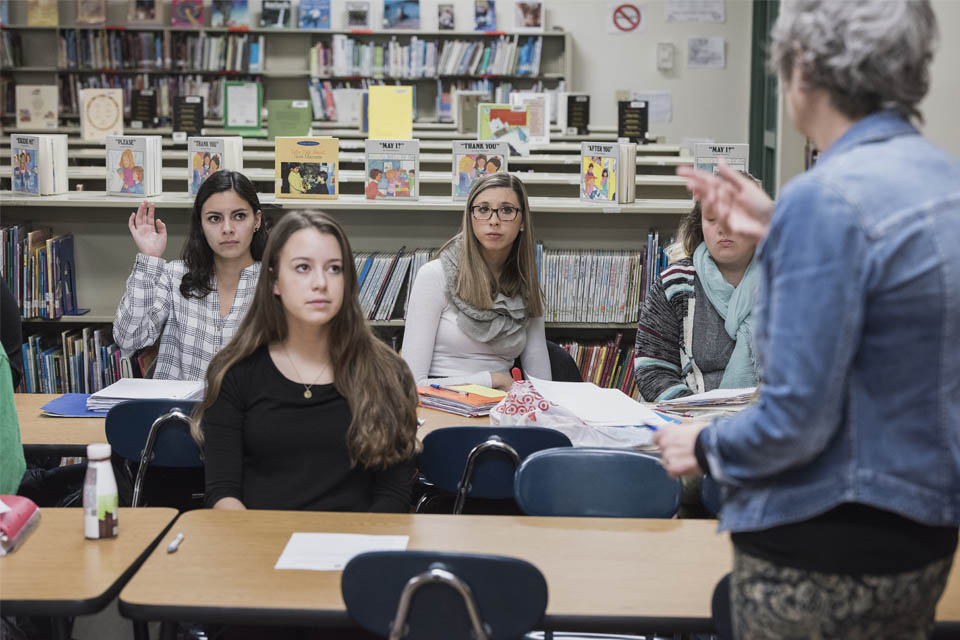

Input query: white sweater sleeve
[519,315,552,381]
[401,262,493,388]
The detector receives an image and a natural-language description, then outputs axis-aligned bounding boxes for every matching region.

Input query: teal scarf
[693,242,760,389]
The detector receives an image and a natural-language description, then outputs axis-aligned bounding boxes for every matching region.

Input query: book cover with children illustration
[477,103,531,156]
[108,147,145,195]
[364,140,419,200]
[187,137,243,195]
[580,143,619,202]
[452,140,508,199]
[275,137,339,199]
[11,141,39,196]
[106,136,162,197]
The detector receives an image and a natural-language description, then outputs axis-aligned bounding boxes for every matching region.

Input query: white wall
[921,0,960,158]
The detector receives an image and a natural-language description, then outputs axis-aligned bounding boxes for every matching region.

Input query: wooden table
[15,393,486,455]
[0,507,178,640]
[119,510,732,633]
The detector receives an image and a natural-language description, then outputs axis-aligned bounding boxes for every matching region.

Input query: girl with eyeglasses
[402,172,551,391]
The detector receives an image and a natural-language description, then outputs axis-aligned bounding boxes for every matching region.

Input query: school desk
[0,507,177,640]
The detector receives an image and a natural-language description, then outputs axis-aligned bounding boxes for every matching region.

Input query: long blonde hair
[191,211,421,469]
[442,172,544,317]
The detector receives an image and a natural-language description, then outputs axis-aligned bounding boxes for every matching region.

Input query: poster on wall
[687,37,725,68]
[666,0,724,23]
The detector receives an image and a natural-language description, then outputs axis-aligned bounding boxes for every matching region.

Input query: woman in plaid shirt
[113,171,268,380]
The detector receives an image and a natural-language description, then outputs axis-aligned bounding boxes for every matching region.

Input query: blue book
[298,0,330,29]
[0,0,9,25]
[40,393,106,418]
[357,255,374,287]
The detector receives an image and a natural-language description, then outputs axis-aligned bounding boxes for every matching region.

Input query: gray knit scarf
[439,238,527,353]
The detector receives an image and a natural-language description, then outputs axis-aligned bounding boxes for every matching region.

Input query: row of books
[0,30,22,68]
[437,36,542,77]
[438,79,563,124]
[557,335,640,398]
[1,224,81,321]
[322,34,439,79]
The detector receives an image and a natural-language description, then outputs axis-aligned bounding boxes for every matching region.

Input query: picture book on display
[211,0,249,27]
[474,0,496,30]
[105,135,163,197]
[188,137,243,195]
[477,102,530,156]
[27,0,58,26]
[558,92,590,135]
[267,99,312,140]
[130,89,157,128]
[275,137,338,199]
[452,141,508,199]
[509,91,549,145]
[438,3,454,29]
[224,81,262,134]
[364,140,419,200]
[16,85,58,130]
[383,0,419,29]
[76,0,106,24]
[345,2,370,29]
[173,96,204,138]
[368,85,413,139]
[617,100,648,144]
[80,88,123,142]
[694,143,749,174]
[514,0,543,31]
[171,0,204,27]
[453,90,490,134]
[128,0,160,24]
[299,0,330,28]
[260,0,292,27]
[10,134,68,196]
[580,142,636,204]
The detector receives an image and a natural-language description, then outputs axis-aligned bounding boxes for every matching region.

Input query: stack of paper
[417,384,506,417]
[527,376,669,429]
[86,378,204,412]
[655,387,758,416]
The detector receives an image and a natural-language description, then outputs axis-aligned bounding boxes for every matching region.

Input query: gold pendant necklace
[282,345,328,399]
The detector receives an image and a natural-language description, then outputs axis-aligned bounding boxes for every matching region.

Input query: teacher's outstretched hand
[678,160,775,243]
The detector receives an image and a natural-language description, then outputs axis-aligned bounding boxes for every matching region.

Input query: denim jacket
[701,111,960,532]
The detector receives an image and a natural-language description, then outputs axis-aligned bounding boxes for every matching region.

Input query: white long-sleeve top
[401,260,552,387]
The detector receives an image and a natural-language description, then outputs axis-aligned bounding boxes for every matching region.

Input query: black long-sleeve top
[203,346,415,512]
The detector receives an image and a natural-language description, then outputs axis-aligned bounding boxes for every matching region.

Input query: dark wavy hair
[180,171,267,299]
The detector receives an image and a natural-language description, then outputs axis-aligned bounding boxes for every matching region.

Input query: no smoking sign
[607,2,645,34]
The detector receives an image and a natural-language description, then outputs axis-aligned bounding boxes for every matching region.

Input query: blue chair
[514,448,682,518]
[418,426,573,514]
[105,399,203,507]
[342,551,548,640]
[700,474,722,517]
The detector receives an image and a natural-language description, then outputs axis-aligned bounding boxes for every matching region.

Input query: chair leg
[160,620,177,640]
[132,619,150,640]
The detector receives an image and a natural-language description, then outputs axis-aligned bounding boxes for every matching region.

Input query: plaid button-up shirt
[113,254,261,380]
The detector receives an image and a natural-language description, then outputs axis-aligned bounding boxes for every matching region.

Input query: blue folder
[39,393,107,418]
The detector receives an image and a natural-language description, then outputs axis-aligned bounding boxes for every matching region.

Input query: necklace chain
[283,345,329,399]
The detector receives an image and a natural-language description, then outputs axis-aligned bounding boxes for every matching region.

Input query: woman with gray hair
[655,1,960,637]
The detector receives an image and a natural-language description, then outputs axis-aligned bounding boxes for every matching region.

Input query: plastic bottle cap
[87,443,112,460]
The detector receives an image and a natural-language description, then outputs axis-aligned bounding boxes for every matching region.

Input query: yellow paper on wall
[368,86,413,140]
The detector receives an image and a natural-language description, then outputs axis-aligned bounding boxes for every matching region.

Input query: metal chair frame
[452,436,521,515]
[389,564,491,640]
[131,407,193,508]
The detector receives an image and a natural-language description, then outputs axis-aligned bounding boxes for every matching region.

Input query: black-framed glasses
[470,204,521,221]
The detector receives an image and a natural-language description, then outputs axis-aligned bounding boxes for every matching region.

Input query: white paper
[666,0,724,23]
[528,376,670,428]
[0,499,10,514]
[658,387,756,404]
[631,91,672,124]
[274,533,409,571]
[86,378,204,411]
[688,37,725,69]
[226,83,259,128]
[607,1,646,35]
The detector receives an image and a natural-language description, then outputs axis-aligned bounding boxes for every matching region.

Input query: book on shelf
[1,30,21,68]
[355,247,411,320]
[76,0,106,25]
[188,137,243,195]
[223,81,262,133]
[453,90,489,134]
[694,143,749,174]
[10,134,69,196]
[16,85,58,131]
[4,226,85,321]
[211,0,249,28]
[368,85,413,140]
[558,92,590,135]
[275,137,338,199]
[173,96,204,137]
[27,0,58,26]
[364,139,419,200]
[509,91,549,145]
[617,100,648,144]
[105,135,163,197]
[0,1,8,25]
[474,0,496,30]
[79,88,123,143]
[299,0,330,28]
[260,0,292,28]
[17,324,126,395]
[557,335,639,398]
[580,141,636,204]
[514,0,543,32]
[452,140,508,199]
[130,89,158,128]
[384,0,420,29]
[128,0,160,25]
[477,102,530,155]
[267,99,312,140]
[436,35,539,77]
[346,2,371,29]
[438,3,455,30]
[171,0,204,27]
[327,34,438,78]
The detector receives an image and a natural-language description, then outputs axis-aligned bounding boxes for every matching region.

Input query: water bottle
[83,443,118,539]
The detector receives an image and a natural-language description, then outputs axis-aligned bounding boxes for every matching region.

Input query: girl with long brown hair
[401,172,550,390]
[193,211,421,512]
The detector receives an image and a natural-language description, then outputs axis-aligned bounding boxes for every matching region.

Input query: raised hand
[127,200,167,258]
[677,160,775,243]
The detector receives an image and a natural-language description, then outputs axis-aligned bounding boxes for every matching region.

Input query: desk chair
[417,426,572,514]
[105,399,203,508]
[700,475,722,518]
[342,551,548,640]
[514,448,682,518]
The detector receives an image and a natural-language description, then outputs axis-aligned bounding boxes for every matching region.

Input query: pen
[430,384,469,396]
[167,532,185,554]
